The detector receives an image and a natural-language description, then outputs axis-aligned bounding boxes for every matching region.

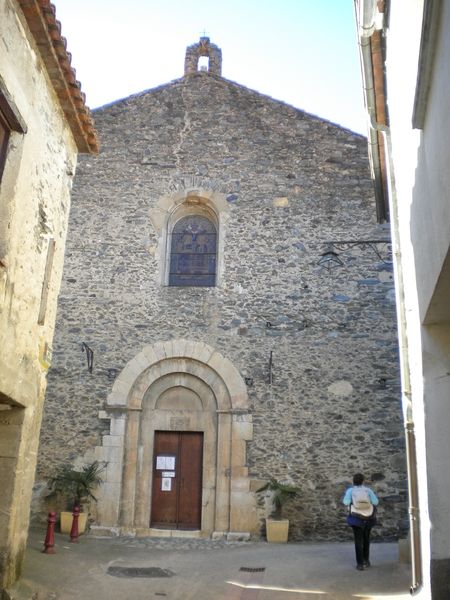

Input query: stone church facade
[35,38,407,541]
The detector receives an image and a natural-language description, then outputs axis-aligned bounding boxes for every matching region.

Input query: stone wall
[36,68,407,541]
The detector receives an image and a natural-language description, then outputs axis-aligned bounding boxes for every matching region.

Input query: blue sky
[54,0,366,134]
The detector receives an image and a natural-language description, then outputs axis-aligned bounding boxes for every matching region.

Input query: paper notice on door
[162,471,175,478]
[165,456,175,470]
[156,456,176,470]
[161,477,172,491]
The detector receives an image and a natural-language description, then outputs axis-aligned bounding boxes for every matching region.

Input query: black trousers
[351,524,372,565]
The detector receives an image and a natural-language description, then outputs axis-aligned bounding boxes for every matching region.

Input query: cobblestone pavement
[6,529,411,600]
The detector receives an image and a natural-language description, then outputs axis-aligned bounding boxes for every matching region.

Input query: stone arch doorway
[94,339,257,538]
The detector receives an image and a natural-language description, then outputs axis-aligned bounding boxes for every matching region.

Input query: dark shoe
[363,560,371,567]
[356,565,365,571]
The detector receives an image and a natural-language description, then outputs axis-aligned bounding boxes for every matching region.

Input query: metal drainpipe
[405,420,423,593]
[355,0,423,592]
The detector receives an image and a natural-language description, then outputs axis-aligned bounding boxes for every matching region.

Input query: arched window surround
[149,188,230,288]
[166,204,218,287]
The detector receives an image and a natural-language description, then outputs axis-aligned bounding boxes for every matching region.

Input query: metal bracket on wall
[268,351,273,385]
[318,239,391,271]
[81,342,94,373]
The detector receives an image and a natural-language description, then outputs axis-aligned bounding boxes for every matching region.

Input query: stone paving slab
[5,530,411,600]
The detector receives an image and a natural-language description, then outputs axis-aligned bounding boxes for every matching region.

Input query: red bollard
[70,505,80,543]
[43,511,56,554]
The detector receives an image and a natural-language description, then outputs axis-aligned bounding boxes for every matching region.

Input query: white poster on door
[156,456,176,470]
[161,477,172,491]
[165,456,175,470]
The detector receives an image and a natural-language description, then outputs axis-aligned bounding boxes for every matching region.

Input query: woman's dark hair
[353,473,365,486]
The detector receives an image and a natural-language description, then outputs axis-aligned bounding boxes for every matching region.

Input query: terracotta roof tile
[18,0,98,153]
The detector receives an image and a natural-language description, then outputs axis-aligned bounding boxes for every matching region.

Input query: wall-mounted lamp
[318,244,345,271]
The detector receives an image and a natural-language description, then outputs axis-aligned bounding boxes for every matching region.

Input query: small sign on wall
[39,339,53,370]
[161,478,172,491]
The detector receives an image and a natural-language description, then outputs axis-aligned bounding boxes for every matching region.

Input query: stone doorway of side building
[151,431,203,530]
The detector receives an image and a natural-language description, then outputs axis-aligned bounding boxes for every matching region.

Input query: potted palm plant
[48,460,106,533]
[257,477,299,543]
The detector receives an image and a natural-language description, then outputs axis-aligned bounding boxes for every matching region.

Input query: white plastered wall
[385,1,450,595]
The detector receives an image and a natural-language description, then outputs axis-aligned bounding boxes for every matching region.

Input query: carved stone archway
[94,339,257,538]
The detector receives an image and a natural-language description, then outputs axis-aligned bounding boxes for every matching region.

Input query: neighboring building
[36,37,407,543]
[355,0,450,597]
[0,0,97,592]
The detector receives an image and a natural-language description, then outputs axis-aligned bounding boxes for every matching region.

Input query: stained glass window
[169,215,217,286]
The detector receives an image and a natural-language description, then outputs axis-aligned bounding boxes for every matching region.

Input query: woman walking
[343,473,379,571]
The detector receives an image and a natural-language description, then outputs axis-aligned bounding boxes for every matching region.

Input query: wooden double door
[150,431,203,530]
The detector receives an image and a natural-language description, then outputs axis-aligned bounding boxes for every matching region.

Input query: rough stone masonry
[35,39,407,542]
